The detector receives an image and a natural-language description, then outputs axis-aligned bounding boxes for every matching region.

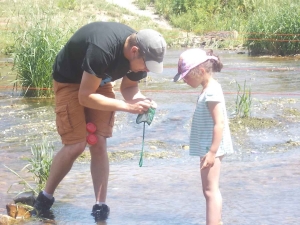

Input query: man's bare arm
[78,71,150,114]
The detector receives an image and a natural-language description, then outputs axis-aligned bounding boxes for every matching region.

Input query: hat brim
[145,61,163,74]
[173,72,182,82]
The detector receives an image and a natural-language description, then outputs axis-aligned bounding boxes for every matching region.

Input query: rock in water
[6,204,31,219]
[13,191,35,206]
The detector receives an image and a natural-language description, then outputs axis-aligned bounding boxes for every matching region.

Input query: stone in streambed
[0,214,17,224]
[6,203,31,219]
[13,191,35,206]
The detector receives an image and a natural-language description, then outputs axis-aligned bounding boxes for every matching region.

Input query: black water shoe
[91,204,110,222]
[30,191,55,219]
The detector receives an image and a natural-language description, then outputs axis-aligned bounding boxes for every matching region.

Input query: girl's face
[183,68,204,88]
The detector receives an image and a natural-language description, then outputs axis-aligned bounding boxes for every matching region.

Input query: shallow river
[0,49,299,224]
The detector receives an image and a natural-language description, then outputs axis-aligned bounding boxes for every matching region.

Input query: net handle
[139,122,146,167]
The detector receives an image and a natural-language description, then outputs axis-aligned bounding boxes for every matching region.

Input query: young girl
[173,48,233,225]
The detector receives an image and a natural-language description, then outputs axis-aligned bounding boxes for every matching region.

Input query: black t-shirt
[52,22,147,84]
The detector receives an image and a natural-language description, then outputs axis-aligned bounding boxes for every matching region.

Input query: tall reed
[245,1,300,56]
[12,3,71,97]
[235,80,252,118]
[5,138,54,195]
[25,139,54,193]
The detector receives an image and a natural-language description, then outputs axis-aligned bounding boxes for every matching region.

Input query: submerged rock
[0,214,17,225]
[13,191,35,206]
[6,203,31,219]
[181,145,189,150]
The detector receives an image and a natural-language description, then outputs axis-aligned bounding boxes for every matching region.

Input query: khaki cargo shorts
[53,80,115,145]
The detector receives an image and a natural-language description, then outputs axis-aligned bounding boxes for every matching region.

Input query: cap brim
[145,61,163,74]
[173,72,182,82]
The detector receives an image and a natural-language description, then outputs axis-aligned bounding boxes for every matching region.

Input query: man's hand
[125,98,157,114]
[120,76,158,113]
[149,100,157,108]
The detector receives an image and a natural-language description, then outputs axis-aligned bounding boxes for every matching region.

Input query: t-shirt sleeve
[82,43,111,79]
[126,71,147,81]
[205,85,223,102]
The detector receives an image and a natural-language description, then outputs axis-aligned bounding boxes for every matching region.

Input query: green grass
[153,0,253,32]
[25,139,54,193]
[4,137,54,195]
[57,0,77,10]
[134,0,153,10]
[13,22,70,97]
[246,2,300,56]
[11,2,72,97]
[234,79,252,118]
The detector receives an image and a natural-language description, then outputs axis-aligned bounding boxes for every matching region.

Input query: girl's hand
[200,151,216,170]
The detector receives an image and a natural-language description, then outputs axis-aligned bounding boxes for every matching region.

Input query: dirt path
[105,0,172,30]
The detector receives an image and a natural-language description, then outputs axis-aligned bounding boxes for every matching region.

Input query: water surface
[0,49,299,224]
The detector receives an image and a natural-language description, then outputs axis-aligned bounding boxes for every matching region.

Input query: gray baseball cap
[136,29,167,74]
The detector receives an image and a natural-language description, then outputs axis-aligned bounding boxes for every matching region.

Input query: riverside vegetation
[1,0,299,97]
[0,0,177,97]
[135,0,300,56]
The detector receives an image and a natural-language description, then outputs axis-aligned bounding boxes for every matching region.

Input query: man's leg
[47,81,86,194]
[89,136,109,202]
[32,142,86,217]
[89,135,111,222]
[45,142,86,194]
[32,81,87,217]
[87,83,115,221]
[88,82,114,202]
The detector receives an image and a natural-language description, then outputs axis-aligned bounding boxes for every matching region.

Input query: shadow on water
[0,49,300,224]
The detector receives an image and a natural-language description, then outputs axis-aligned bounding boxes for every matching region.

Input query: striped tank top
[189,82,233,157]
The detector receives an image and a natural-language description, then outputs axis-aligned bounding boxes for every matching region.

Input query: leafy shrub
[153,0,253,32]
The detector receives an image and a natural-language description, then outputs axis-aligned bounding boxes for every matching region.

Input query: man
[31,21,166,222]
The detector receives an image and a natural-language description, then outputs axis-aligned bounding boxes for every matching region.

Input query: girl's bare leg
[200,156,223,225]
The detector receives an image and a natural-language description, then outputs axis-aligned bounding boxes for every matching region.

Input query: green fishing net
[136,107,156,125]
[136,107,156,167]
